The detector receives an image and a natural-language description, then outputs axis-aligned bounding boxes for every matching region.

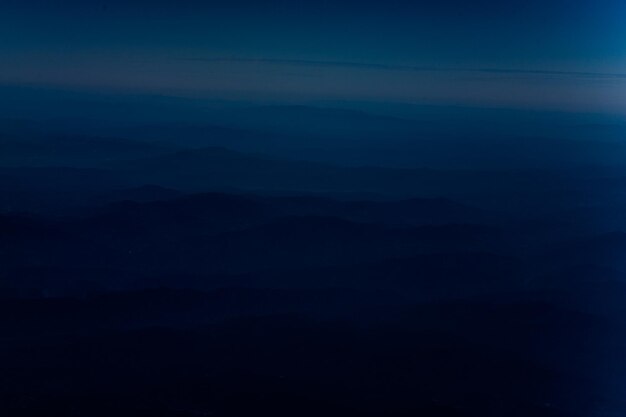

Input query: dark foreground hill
[1,119,626,416]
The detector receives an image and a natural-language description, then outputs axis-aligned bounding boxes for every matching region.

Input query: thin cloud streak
[182,57,626,80]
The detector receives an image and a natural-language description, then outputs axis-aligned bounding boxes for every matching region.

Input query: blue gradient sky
[1,0,625,113]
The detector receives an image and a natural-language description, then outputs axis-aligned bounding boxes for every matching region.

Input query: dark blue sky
[1,0,624,113]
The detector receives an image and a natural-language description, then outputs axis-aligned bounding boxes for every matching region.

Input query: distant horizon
[2,1,625,115]
[2,81,626,123]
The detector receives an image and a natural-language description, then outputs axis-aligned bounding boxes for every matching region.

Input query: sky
[1,0,625,113]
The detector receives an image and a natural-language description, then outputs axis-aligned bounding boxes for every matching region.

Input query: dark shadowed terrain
[1,104,626,417]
